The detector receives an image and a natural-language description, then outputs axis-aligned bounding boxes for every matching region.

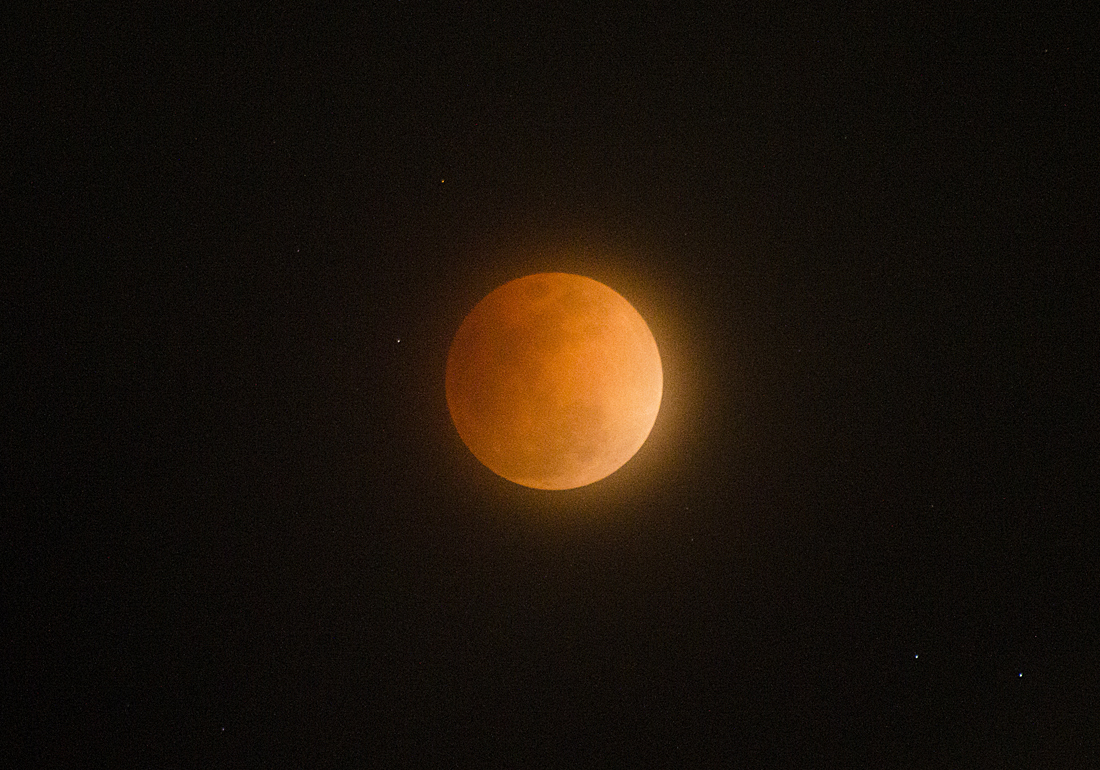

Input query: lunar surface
[446,273,663,489]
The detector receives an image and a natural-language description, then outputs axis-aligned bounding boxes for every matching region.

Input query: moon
[446,273,663,490]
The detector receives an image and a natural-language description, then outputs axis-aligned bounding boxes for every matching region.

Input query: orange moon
[446,273,663,490]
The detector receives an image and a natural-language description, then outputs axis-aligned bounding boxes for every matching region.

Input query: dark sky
[11,3,1098,766]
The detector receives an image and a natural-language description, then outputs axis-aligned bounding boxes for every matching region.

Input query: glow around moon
[446,273,663,490]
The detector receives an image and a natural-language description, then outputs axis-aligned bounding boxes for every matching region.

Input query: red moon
[446,273,663,490]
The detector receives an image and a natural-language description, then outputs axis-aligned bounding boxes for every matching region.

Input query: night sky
[11,4,1098,766]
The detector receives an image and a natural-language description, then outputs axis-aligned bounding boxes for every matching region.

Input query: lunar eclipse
[446,273,663,489]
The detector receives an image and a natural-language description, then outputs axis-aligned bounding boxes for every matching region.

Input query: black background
[9,3,1099,766]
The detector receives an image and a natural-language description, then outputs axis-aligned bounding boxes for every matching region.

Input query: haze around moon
[445,273,663,490]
